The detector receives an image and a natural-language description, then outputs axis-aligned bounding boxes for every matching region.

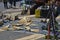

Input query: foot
[9,6,13,8]
[4,7,8,9]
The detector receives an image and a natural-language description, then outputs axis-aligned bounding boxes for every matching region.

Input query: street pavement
[0,1,60,40]
[0,2,20,12]
[0,16,47,40]
[0,2,23,21]
[0,31,45,40]
[0,31,32,40]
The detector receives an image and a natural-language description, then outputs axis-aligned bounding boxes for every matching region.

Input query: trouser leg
[9,0,13,8]
[4,2,8,9]
[13,1,16,7]
[4,2,5,8]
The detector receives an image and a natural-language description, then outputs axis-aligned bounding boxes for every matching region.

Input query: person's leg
[9,0,13,8]
[4,2,8,9]
[4,2,6,8]
[5,2,8,8]
[13,0,16,7]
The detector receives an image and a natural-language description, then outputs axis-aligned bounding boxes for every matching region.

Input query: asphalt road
[0,31,45,40]
[0,17,47,40]
[0,31,32,40]
[0,1,60,40]
[0,2,20,12]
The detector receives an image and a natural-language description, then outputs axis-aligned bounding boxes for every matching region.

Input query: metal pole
[47,0,58,40]
[50,0,58,40]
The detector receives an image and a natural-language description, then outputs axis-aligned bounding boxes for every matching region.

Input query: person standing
[13,0,16,7]
[9,0,13,8]
[9,0,16,8]
[3,0,8,9]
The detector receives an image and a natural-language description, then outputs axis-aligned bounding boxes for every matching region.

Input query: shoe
[9,6,13,8]
[4,7,8,9]
[12,6,17,9]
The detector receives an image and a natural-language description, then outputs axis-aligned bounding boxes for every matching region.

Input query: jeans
[13,0,16,6]
[4,2,8,8]
[9,0,16,7]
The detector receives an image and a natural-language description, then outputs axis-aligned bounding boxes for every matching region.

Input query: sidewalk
[0,2,5,11]
[15,34,45,40]
[0,2,20,11]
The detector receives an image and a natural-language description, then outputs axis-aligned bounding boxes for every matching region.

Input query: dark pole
[48,0,58,40]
